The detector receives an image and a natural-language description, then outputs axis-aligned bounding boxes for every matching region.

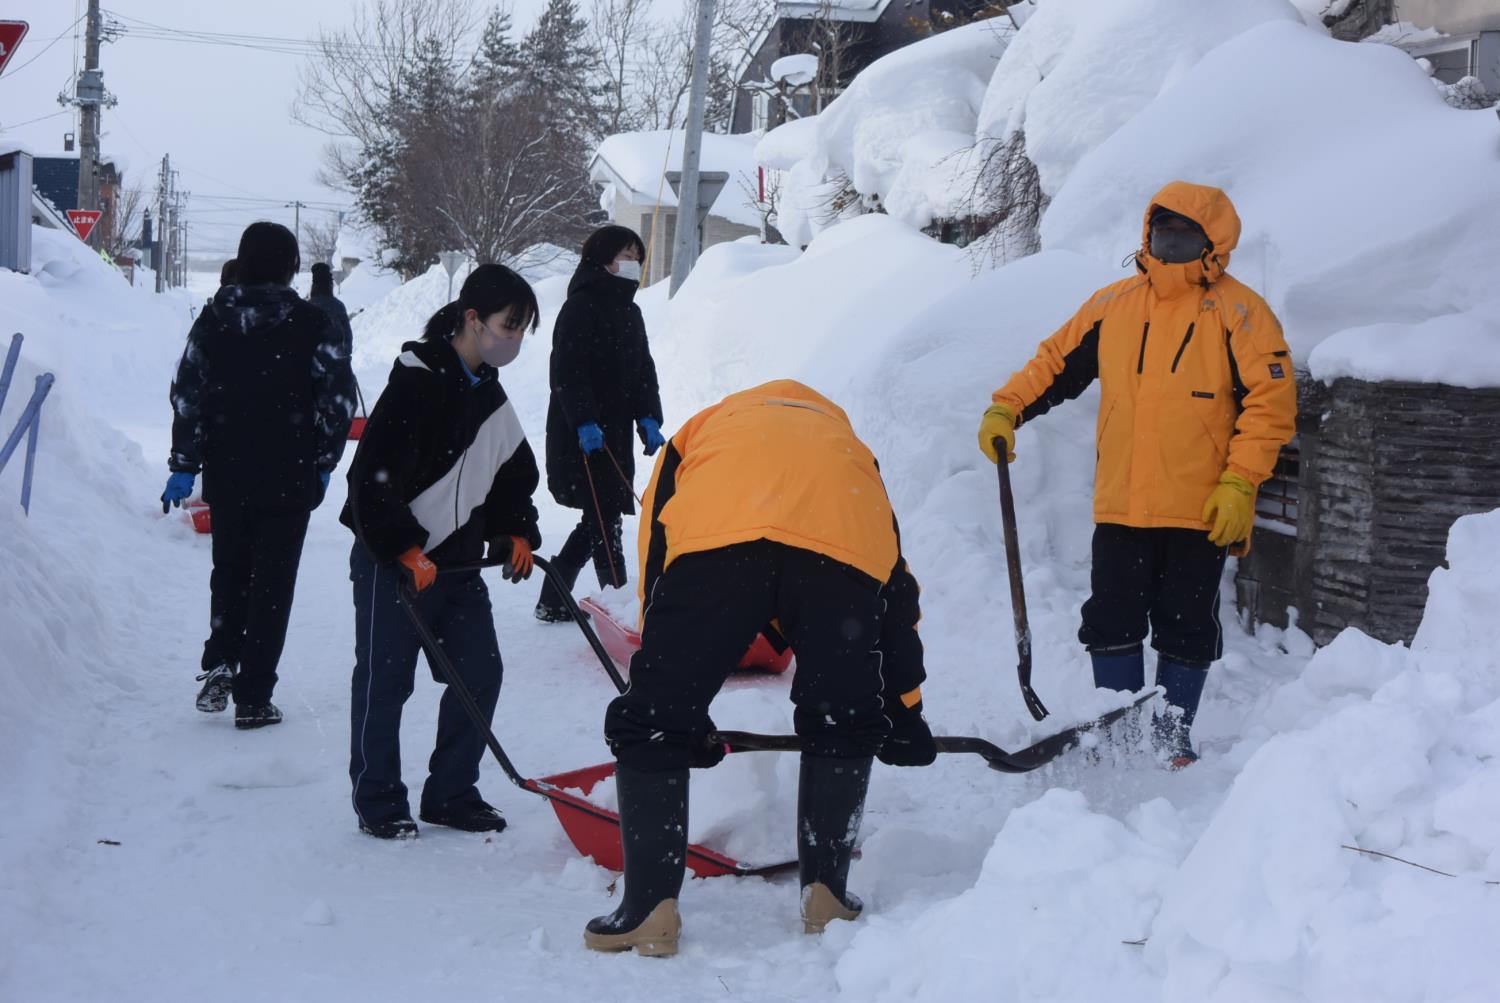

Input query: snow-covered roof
[589,130,761,227]
[776,0,889,24]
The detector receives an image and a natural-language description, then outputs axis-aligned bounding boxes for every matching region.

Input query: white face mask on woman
[473,310,526,368]
[615,258,642,283]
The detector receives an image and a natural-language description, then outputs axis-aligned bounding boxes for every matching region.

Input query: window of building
[1256,440,1300,530]
[752,92,770,132]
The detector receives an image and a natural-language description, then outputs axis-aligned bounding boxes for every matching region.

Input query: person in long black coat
[536,225,664,621]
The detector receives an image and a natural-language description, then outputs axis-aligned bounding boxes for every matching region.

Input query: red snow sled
[347,416,367,440]
[577,597,793,677]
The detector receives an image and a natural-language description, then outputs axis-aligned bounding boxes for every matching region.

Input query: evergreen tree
[518,0,607,140]
[468,6,523,105]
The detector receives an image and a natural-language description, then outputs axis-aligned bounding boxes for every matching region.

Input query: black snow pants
[605,540,890,772]
[200,502,312,706]
[348,542,503,827]
[1078,524,1228,668]
[559,507,626,590]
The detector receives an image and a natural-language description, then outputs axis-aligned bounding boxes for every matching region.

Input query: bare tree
[591,0,649,135]
[103,185,146,262]
[294,0,479,191]
[302,215,342,264]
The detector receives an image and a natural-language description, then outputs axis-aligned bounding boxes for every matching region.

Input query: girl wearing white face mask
[341,263,544,840]
[538,225,666,622]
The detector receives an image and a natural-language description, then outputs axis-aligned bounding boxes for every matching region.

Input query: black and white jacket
[341,337,541,566]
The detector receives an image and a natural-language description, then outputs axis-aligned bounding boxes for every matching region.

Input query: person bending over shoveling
[583,380,937,958]
[977,181,1296,768]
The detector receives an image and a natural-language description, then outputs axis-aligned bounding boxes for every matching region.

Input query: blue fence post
[0,333,21,411]
[20,374,54,515]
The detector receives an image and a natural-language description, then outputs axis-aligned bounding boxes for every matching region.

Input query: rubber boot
[797,754,872,934]
[534,552,585,623]
[1090,647,1145,692]
[1089,648,1146,756]
[1153,656,1209,769]
[583,766,687,957]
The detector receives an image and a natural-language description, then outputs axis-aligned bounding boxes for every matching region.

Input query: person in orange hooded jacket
[977,182,1296,766]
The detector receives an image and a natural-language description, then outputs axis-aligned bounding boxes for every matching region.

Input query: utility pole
[668,0,716,297]
[287,200,305,249]
[58,0,117,251]
[154,154,169,293]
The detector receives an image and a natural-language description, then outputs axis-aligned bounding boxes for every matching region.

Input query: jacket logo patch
[1269,363,1286,380]
[1191,391,1216,399]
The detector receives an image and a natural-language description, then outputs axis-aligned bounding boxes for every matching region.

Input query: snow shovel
[707,688,1155,775]
[994,438,1049,722]
[347,377,368,441]
[395,552,791,878]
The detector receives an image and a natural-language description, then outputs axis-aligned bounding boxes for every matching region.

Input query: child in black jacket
[341,264,542,840]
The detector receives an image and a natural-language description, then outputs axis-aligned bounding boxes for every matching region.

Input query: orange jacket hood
[1139,181,1242,285]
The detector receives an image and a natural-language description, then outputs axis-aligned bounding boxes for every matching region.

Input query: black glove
[690,717,728,770]
[878,697,937,767]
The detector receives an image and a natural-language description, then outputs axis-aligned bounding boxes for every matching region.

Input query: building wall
[1397,0,1500,35]
[1283,379,1500,645]
[609,198,757,286]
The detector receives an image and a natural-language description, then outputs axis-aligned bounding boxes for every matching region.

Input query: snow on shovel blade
[528,761,795,879]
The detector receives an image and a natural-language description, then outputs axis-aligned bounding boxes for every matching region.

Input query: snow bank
[1308,299,1500,389]
[976,0,1300,198]
[0,227,194,907]
[1040,20,1500,360]
[758,20,1014,240]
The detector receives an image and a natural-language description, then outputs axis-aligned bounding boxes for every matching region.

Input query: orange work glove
[977,403,1017,464]
[397,546,438,592]
[502,535,533,584]
[1201,472,1256,547]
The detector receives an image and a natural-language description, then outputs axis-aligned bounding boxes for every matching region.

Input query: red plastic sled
[578,597,793,676]
[347,416,367,440]
[528,761,790,878]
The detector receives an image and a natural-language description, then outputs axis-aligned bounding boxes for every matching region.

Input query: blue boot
[1090,647,1144,692]
[1153,656,1209,768]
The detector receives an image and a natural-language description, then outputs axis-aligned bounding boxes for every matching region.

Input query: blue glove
[319,470,331,491]
[638,418,665,456]
[578,422,605,453]
[161,471,195,513]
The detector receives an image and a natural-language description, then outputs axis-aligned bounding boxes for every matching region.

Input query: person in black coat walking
[308,261,353,358]
[164,222,356,729]
[342,264,543,840]
[536,225,665,622]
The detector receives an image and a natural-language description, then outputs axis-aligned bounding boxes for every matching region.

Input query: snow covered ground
[4,4,1499,1000]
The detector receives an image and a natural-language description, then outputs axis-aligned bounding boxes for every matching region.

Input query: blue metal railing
[0,334,57,515]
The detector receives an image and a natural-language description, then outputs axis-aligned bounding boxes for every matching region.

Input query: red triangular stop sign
[67,210,103,243]
[0,22,30,76]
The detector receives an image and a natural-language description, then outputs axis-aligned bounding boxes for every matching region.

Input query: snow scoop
[577,596,793,677]
[994,439,1049,722]
[395,553,792,878]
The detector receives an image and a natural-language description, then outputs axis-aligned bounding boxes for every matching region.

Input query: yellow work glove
[977,403,1017,464]
[1201,472,1256,547]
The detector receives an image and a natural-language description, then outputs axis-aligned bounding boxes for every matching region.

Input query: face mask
[615,258,642,283]
[474,320,523,368]
[1149,221,1210,265]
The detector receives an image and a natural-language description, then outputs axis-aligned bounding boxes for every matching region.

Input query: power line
[0,109,72,131]
[0,15,88,80]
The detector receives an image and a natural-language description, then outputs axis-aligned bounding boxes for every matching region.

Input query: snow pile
[1307,298,1500,388]
[0,227,194,901]
[1042,20,1500,359]
[758,20,1014,241]
[978,0,1300,198]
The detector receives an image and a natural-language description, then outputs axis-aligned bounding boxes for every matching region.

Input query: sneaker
[419,798,508,833]
[359,816,419,840]
[195,664,236,713]
[534,601,587,624]
[234,702,283,730]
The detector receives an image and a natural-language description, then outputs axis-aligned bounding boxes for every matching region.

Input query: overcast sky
[0,0,551,256]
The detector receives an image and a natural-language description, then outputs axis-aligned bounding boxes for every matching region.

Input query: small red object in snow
[66,210,103,243]
[186,500,211,534]
[347,416,367,440]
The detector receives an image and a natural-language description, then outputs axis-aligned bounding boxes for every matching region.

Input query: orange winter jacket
[637,380,899,607]
[993,182,1296,531]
